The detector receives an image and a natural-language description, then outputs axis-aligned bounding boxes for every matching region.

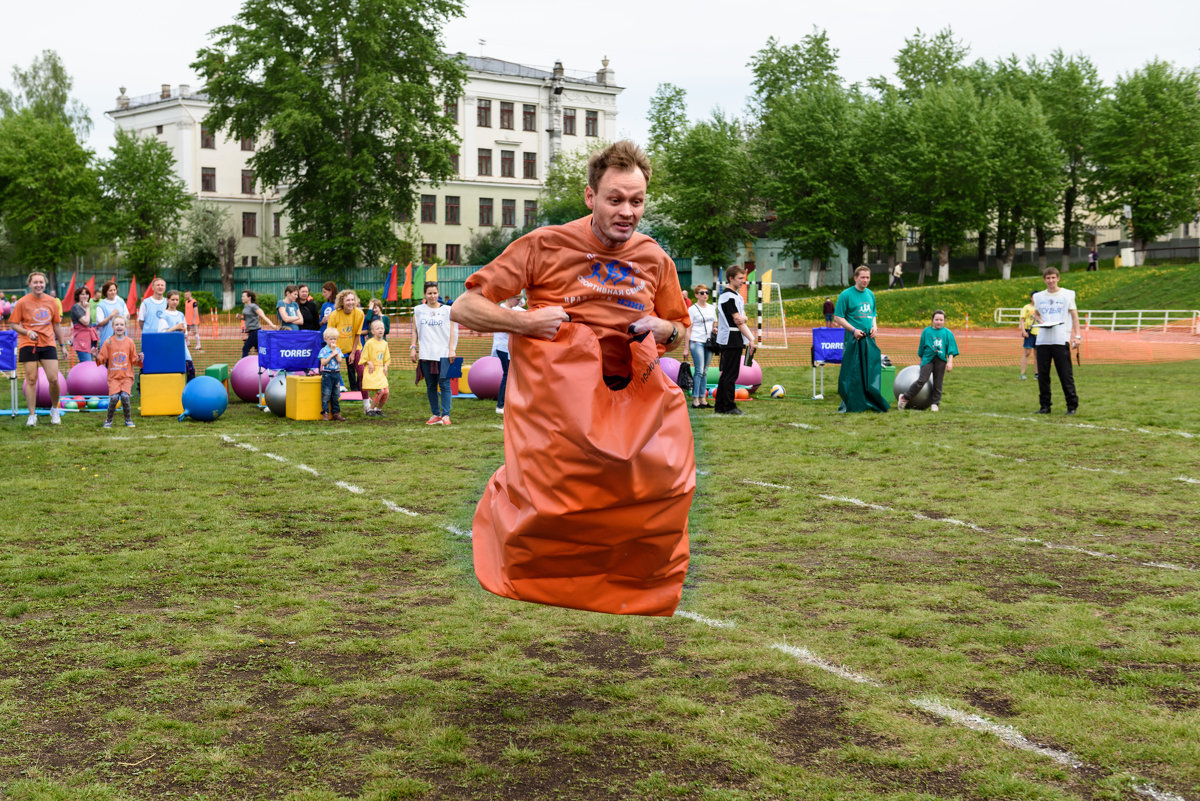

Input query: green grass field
[2,359,1198,801]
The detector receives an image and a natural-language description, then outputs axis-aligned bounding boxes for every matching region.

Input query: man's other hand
[523,306,570,340]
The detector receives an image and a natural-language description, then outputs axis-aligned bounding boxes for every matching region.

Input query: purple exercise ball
[659,356,681,384]
[33,368,69,408]
[68,361,109,397]
[231,355,276,403]
[737,360,763,394]
[468,355,504,400]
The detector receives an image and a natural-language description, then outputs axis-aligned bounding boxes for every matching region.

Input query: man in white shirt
[137,277,169,341]
[1032,267,1081,415]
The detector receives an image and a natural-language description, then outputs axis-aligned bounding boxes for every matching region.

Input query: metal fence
[994,307,1200,334]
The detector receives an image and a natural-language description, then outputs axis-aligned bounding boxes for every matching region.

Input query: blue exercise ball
[179,376,229,422]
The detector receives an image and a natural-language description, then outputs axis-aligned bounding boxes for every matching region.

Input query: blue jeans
[496,350,510,409]
[75,351,94,362]
[689,340,712,398]
[321,371,341,414]
[421,359,452,416]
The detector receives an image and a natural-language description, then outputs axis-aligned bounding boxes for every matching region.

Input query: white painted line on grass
[296,464,320,475]
[674,610,736,629]
[910,697,1081,768]
[818,494,891,511]
[1132,784,1190,801]
[334,481,365,494]
[771,643,882,687]
[262,452,287,463]
[977,412,1198,440]
[381,500,419,517]
[743,479,794,490]
[933,442,1127,475]
[443,523,472,537]
[789,422,817,430]
[1176,476,1200,485]
[1014,538,1195,573]
[912,512,988,532]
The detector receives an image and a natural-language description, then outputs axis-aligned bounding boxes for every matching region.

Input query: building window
[241,136,254,151]
[477,99,491,127]
[201,167,216,192]
[446,244,461,265]
[524,200,538,229]
[479,198,493,227]
[563,108,576,136]
[445,196,460,225]
[422,244,437,263]
[450,152,459,175]
[523,152,537,180]
[398,205,412,223]
[477,148,492,176]
[273,212,281,238]
[201,127,215,148]
[241,170,255,194]
[251,256,258,267]
[242,212,257,238]
[499,101,513,129]
[241,256,249,266]
[500,150,515,178]
[444,97,457,123]
[155,125,163,135]
[501,199,516,228]
[421,194,436,223]
[586,110,599,137]
[522,104,536,131]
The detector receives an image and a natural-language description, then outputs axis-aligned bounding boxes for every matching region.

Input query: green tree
[463,226,524,266]
[100,129,190,283]
[901,82,991,283]
[0,112,99,272]
[646,83,688,167]
[748,28,840,117]
[1089,60,1200,263]
[841,91,909,271]
[193,0,466,275]
[0,49,92,140]
[659,112,755,285]
[175,200,231,275]
[893,27,970,100]
[539,148,592,226]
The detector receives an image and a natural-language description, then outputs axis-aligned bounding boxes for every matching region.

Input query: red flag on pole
[126,276,138,315]
[384,263,399,302]
[143,275,157,299]
[62,272,77,307]
[400,262,413,300]
[84,276,96,297]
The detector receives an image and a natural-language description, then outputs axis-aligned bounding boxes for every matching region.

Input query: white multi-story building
[106,56,623,267]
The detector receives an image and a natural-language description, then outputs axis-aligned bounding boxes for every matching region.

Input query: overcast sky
[3,0,1198,157]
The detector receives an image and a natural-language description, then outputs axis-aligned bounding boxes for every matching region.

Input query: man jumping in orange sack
[450,140,695,617]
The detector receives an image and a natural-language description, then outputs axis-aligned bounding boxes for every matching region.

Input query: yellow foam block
[139,373,185,416]
[286,374,323,421]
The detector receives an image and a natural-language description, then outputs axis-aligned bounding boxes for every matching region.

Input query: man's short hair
[587,140,652,190]
[854,265,871,277]
[1042,267,1060,277]
[26,270,47,285]
[725,265,747,281]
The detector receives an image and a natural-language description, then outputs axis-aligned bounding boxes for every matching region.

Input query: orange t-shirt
[9,293,61,349]
[96,336,141,393]
[465,216,689,375]
[184,299,200,325]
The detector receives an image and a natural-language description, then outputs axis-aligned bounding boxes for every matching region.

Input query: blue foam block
[141,332,187,374]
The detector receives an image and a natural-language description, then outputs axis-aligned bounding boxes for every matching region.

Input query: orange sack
[472,321,695,616]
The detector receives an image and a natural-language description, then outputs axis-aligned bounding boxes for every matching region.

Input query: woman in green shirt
[897,309,959,412]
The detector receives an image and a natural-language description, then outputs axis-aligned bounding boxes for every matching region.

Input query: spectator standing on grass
[319,282,337,327]
[889,261,905,289]
[10,271,63,426]
[318,327,346,421]
[240,290,278,357]
[687,283,717,409]
[491,294,524,415]
[95,282,127,351]
[297,284,320,331]
[137,278,168,340]
[411,281,457,425]
[714,265,756,416]
[1018,290,1038,381]
[897,309,958,412]
[95,316,140,428]
[360,298,390,347]
[159,290,196,381]
[183,290,203,353]
[1032,267,1081,415]
[822,296,834,327]
[277,285,302,330]
[1088,247,1098,271]
[70,287,97,362]
[328,290,365,395]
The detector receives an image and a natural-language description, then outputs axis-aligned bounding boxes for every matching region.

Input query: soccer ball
[770,384,786,398]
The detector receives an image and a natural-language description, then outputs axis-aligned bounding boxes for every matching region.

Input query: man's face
[584,167,646,248]
[153,279,166,297]
[729,272,746,291]
[1043,272,1060,291]
[28,275,46,295]
[854,270,870,290]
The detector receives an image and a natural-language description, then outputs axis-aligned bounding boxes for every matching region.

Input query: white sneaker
[930,404,939,412]
[363,398,372,413]
[49,408,61,425]
[26,413,37,427]
[897,394,907,409]
[495,407,504,415]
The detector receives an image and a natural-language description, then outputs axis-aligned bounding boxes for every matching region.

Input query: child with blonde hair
[95,317,142,428]
[319,327,346,421]
[361,318,391,416]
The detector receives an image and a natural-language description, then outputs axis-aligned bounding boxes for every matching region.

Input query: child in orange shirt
[95,317,142,428]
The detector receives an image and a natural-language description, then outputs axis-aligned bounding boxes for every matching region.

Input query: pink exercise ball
[231,355,276,403]
[32,368,69,408]
[659,356,681,384]
[737,360,763,394]
[68,361,109,397]
[468,355,503,400]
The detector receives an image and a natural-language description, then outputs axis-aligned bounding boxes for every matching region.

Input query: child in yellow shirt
[360,318,390,417]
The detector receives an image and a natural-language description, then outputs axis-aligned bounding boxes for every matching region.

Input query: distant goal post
[752,282,787,349]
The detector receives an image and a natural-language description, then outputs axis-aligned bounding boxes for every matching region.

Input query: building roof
[461,55,617,88]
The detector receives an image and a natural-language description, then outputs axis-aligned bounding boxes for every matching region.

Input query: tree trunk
[977,230,987,274]
[937,243,950,283]
[1001,242,1015,280]
[1037,226,1049,271]
[221,235,237,310]
[1134,237,1147,266]
[808,258,821,291]
[1061,183,1076,263]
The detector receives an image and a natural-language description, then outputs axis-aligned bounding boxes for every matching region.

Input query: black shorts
[19,345,58,363]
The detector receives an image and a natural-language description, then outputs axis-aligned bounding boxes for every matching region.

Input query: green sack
[837,336,890,413]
